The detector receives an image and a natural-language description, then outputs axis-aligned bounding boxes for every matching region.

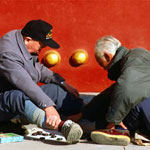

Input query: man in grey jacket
[0,19,83,144]
[68,36,150,145]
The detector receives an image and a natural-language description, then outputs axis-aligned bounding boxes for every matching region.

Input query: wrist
[43,106,53,111]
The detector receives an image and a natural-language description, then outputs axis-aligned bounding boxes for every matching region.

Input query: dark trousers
[123,98,150,136]
[0,83,83,122]
[82,85,150,136]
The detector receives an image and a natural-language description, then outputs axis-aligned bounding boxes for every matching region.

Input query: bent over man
[68,35,150,145]
[0,19,83,144]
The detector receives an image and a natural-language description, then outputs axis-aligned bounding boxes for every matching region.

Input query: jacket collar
[109,46,129,69]
[16,30,32,60]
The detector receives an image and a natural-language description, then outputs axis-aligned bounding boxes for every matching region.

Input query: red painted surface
[0,0,150,92]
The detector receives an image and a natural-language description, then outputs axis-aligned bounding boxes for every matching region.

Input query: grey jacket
[0,30,63,109]
[106,46,150,124]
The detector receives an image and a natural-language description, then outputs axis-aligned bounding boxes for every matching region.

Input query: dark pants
[0,83,84,122]
[82,85,150,136]
[123,98,150,136]
[82,84,113,122]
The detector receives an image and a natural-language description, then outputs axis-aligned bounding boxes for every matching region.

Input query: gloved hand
[61,81,79,98]
[51,73,79,97]
[51,73,65,84]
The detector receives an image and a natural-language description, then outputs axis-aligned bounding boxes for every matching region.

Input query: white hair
[95,35,121,59]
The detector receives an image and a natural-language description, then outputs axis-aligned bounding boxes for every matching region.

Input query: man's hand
[118,121,127,129]
[62,81,79,97]
[106,121,127,129]
[44,106,61,130]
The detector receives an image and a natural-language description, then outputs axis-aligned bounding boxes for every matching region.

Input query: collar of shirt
[16,30,32,61]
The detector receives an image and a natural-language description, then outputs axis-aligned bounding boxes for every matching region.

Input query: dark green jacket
[106,46,150,124]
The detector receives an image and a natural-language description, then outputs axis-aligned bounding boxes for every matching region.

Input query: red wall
[0,0,150,92]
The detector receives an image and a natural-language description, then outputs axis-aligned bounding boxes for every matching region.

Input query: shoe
[91,129,130,146]
[61,120,83,144]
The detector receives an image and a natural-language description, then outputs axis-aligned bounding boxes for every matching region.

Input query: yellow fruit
[43,50,61,67]
[72,49,88,65]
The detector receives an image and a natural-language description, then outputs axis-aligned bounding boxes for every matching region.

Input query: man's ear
[104,52,113,62]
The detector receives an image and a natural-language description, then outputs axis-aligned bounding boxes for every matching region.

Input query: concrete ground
[0,124,150,150]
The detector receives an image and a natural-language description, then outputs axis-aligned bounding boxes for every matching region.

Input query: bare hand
[118,121,127,129]
[44,106,61,130]
[106,121,127,130]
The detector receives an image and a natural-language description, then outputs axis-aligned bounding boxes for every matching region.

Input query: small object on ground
[0,133,24,144]
[36,131,43,135]
[50,134,56,138]
[26,128,67,143]
[39,137,45,140]
[31,132,37,136]
[56,137,63,141]
[49,132,55,136]
[42,133,49,136]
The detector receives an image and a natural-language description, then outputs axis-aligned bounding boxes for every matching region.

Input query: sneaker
[61,120,83,144]
[91,129,130,146]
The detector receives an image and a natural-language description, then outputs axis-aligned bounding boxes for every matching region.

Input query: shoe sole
[66,123,83,144]
[91,131,130,146]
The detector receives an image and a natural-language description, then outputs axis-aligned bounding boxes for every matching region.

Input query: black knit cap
[21,19,60,49]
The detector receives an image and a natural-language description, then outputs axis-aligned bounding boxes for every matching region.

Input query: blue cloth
[24,100,38,123]
[123,98,150,136]
[0,84,84,122]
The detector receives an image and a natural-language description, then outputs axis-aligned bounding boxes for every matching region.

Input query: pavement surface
[0,124,150,150]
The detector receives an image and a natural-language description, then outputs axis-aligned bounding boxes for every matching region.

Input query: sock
[32,108,45,128]
[58,120,65,131]
[25,100,67,130]
[25,100,45,128]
